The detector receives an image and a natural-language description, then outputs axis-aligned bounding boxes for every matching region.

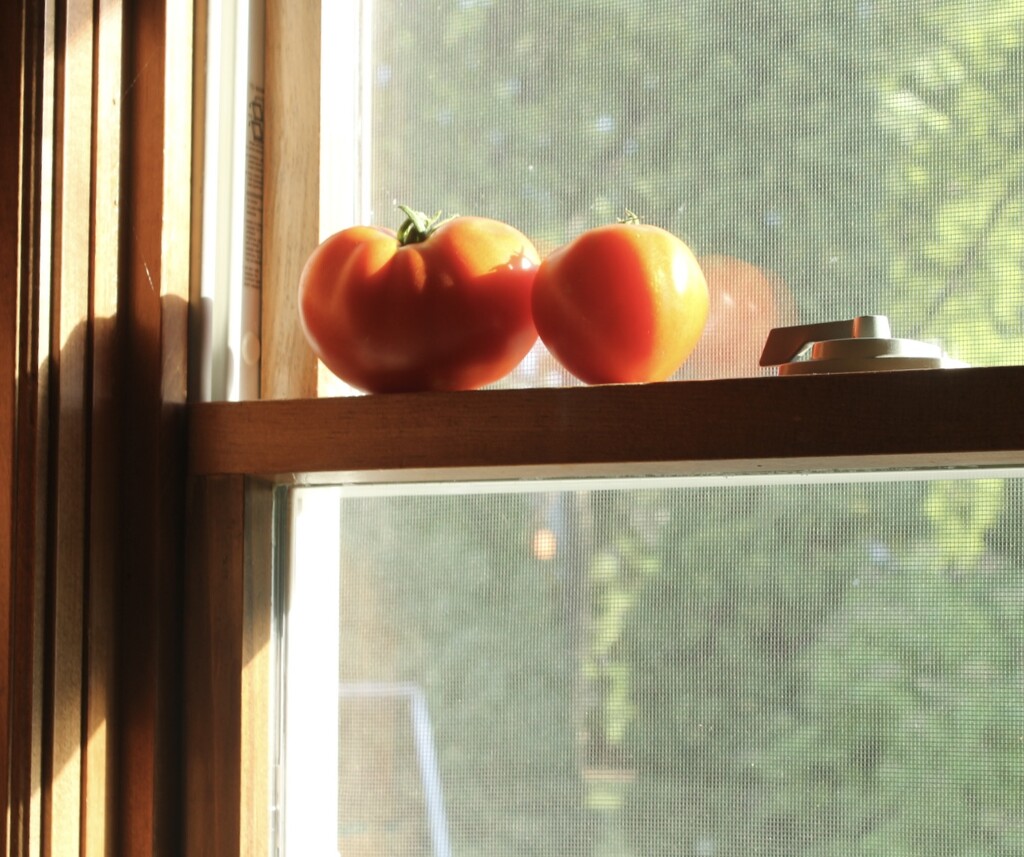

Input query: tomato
[531,215,709,384]
[298,207,540,393]
[684,255,797,378]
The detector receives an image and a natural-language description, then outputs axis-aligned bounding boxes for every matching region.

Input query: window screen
[277,474,1024,856]
[322,0,1024,384]
[277,2,1024,855]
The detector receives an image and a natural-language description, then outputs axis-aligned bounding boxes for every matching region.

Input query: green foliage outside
[622,482,1024,856]
[338,480,1024,856]
[331,0,1024,854]
[373,0,1024,359]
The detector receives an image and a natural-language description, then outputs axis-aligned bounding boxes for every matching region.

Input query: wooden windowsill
[187,365,1024,483]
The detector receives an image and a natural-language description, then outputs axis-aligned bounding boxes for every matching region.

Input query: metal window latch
[758,315,967,376]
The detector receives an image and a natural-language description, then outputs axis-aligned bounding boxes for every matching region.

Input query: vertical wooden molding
[0,2,24,853]
[118,0,192,853]
[183,475,245,857]
[7,0,190,852]
[241,479,275,857]
[8,4,54,854]
[261,0,319,400]
[84,0,125,854]
[45,2,95,855]
[187,0,208,404]
[7,0,192,850]
[160,0,193,406]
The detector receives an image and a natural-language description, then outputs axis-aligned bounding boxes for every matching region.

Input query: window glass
[274,4,1024,855]
[277,473,1024,856]
[321,0,1024,385]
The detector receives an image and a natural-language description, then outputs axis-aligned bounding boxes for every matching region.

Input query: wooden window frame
[4,0,193,854]
[180,5,1024,853]
[5,2,1024,856]
[182,366,1024,856]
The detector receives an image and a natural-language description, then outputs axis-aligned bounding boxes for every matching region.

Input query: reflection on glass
[278,475,1024,856]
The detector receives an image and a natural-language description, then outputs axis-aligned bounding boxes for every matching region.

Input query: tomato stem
[396,204,458,245]
[618,209,642,225]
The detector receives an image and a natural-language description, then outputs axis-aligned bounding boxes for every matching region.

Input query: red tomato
[531,216,709,384]
[684,255,797,378]
[298,208,540,393]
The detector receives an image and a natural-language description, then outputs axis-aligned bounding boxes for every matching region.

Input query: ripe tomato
[531,215,709,384]
[298,207,540,393]
[684,255,797,378]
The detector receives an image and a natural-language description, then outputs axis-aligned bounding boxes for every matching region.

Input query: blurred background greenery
[337,478,1024,856]
[368,0,1024,372]
[327,1,1024,854]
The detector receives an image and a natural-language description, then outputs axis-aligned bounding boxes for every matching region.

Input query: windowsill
[187,365,1024,483]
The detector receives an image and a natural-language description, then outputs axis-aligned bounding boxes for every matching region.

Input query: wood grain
[0,2,24,852]
[241,479,275,857]
[183,475,245,857]
[117,0,192,853]
[188,0,208,403]
[8,5,52,855]
[84,1,126,853]
[188,366,1024,482]
[260,0,319,400]
[45,2,95,853]
[7,0,193,853]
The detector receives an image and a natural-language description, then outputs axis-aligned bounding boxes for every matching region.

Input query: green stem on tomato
[395,204,458,246]
[618,209,642,225]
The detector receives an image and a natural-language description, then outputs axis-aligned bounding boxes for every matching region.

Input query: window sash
[186,365,1024,484]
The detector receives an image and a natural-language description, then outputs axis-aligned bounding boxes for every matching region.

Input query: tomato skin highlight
[531,222,709,384]
[298,216,540,393]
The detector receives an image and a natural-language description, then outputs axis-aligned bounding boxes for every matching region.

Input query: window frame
[179,2,1024,852]
[187,367,1024,483]
[7,0,1024,855]
[182,364,1024,857]
[4,0,194,853]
